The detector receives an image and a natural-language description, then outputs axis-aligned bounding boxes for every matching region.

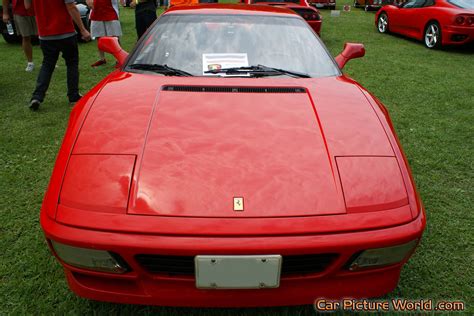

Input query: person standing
[25,0,91,110]
[130,0,157,39]
[2,0,37,72]
[87,0,122,67]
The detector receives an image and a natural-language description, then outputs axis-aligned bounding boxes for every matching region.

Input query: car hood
[72,72,396,218]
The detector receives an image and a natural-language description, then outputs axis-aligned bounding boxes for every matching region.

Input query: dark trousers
[135,9,157,39]
[32,35,80,103]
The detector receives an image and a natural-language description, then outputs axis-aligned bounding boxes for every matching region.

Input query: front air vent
[136,253,338,276]
[162,86,306,94]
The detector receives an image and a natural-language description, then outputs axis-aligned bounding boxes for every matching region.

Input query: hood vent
[162,85,306,94]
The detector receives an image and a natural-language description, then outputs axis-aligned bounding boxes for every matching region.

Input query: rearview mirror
[335,43,365,70]
[98,37,129,67]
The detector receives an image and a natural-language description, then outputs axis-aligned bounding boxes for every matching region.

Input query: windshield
[447,0,474,8]
[127,14,340,78]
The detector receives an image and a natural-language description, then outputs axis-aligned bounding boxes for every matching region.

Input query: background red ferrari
[309,0,337,10]
[375,0,474,48]
[240,0,323,34]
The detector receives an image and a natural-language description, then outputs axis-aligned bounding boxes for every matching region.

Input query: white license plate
[195,255,282,289]
[315,4,324,8]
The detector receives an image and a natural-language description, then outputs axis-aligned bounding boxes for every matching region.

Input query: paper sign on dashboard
[202,53,249,76]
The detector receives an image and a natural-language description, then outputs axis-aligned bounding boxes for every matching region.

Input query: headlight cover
[348,239,418,271]
[336,156,409,213]
[59,154,136,214]
[51,240,130,274]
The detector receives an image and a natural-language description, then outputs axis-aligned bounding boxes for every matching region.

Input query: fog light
[51,241,130,274]
[451,34,468,42]
[348,240,418,271]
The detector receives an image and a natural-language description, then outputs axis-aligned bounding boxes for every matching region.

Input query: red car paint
[41,4,425,307]
[309,0,336,10]
[355,0,395,12]
[239,0,322,35]
[375,0,474,47]
[240,0,310,5]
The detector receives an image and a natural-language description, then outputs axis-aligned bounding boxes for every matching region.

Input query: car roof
[164,3,299,17]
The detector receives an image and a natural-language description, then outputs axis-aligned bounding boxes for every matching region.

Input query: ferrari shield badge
[233,197,244,211]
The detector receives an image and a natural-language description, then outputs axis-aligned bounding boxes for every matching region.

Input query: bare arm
[24,0,32,10]
[65,2,91,41]
[2,0,10,23]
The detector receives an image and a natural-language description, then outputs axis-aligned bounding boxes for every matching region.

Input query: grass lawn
[0,0,472,314]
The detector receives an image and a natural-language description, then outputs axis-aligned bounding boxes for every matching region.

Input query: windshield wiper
[205,65,311,78]
[128,63,194,77]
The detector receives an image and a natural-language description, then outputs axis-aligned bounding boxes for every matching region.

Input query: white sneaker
[25,62,35,72]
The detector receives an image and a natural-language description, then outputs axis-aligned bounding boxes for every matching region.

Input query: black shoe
[29,99,41,111]
[69,94,83,106]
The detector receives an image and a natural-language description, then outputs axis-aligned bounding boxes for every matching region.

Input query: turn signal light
[347,240,418,271]
[51,240,130,274]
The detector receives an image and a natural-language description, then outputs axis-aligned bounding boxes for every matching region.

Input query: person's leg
[135,11,145,39]
[23,36,35,72]
[142,10,157,37]
[107,21,122,68]
[14,15,35,71]
[136,10,157,39]
[90,21,107,67]
[31,40,60,105]
[60,36,81,103]
[91,37,107,67]
[22,36,33,63]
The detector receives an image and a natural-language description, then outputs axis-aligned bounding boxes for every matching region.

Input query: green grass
[0,1,473,314]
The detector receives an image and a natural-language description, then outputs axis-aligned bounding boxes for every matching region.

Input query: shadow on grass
[86,301,318,316]
[383,32,474,55]
[81,290,401,315]
[441,42,474,54]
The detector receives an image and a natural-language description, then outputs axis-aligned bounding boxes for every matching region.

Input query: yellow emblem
[233,197,244,211]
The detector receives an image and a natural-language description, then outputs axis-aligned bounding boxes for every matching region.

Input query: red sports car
[354,0,394,12]
[376,0,474,48]
[240,0,322,35]
[309,0,336,10]
[41,4,425,307]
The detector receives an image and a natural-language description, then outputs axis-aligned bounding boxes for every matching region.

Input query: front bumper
[42,210,425,307]
[442,25,474,45]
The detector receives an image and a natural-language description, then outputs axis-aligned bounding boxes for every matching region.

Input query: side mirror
[98,37,129,67]
[335,43,365,70]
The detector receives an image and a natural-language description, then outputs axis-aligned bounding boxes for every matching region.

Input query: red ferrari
[41,4,425,307]
[309,0,337,10]
[240,0,323,35]
[376,0,474,48]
